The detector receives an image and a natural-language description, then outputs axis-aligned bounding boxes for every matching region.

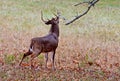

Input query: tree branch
[74,1,91,6]
[65,0,99,25]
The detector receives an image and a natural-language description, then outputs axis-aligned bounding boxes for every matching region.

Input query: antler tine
[56,10,61,17]
[53,13,58,17]
[41,11,47,23]
[52,13,58,20]
[53,10,60,17]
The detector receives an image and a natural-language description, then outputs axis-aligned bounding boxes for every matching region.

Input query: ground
[0,0,120,81]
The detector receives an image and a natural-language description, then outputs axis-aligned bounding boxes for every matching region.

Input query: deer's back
[31,34,58,52]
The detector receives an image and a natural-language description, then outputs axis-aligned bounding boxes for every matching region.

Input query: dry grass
[0,0,120,81]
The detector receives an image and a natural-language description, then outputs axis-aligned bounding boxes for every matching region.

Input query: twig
[74,1,91,6]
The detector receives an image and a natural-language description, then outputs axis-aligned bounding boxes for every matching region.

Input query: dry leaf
[0,57,4,65]
[73,60,79,64]
[21,62,30,67]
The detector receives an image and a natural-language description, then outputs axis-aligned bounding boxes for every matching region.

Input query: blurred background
[0,0,120,80]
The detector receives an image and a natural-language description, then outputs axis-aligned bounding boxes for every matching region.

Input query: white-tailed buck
[19,12,60,70]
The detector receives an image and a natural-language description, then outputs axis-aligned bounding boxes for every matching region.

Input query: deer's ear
[56,17,59,23]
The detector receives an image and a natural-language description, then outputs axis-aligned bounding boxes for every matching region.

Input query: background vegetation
[0,0,120,80]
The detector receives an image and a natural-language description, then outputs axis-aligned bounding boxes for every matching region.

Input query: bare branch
[74,1,91,6]
[65,0,99,25]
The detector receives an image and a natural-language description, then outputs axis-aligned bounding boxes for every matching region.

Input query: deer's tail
[19,41,34,66]
[29,39,34,52]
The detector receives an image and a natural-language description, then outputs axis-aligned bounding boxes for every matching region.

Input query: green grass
[4,54,15,64]
[0,0,119,36]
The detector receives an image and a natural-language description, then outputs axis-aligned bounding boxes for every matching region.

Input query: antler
[53,13,58,17]
[65,0,99,25]
[41,11,47,23]
[53,10,60,17]
[53,10,61,20]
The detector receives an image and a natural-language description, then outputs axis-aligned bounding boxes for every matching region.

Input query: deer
[19,12,60,71]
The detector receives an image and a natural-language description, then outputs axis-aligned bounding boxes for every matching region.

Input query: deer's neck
[49,24,59,37]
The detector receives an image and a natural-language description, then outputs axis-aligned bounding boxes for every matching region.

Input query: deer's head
[41,12,59,25]
[45,17,59,25]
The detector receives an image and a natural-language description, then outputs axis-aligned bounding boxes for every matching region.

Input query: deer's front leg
[51,50,56,71]
[31,50,41,69]
[45,53,48,69]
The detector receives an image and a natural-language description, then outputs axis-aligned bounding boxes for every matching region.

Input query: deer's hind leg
[31,49,41,69]
[19,50,32,66]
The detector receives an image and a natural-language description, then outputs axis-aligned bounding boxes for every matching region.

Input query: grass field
[0,0,120,81]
